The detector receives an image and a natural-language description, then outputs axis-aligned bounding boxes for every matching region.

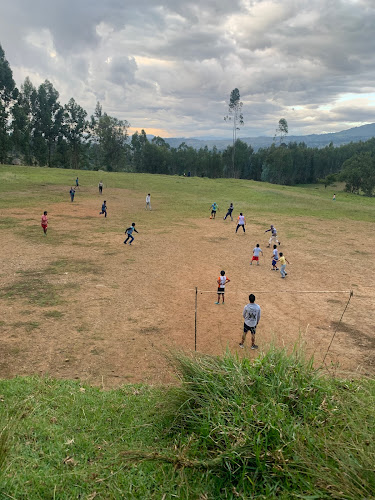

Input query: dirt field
[0,186,374,387]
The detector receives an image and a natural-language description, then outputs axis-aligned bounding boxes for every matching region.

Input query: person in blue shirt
[99,200,107,217]
[69,187,75,202]
[210,202,218,219]
[124,222,139,245]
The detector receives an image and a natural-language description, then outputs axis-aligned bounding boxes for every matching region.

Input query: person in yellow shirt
[278,252,290,278]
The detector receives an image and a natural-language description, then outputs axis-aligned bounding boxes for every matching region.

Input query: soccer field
[0,166,374,386]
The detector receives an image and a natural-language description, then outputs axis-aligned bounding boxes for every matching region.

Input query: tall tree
[0,44,16,162]
[274,118,288,144]
[224,88,244,177]
[63,98,89,169]
[11,77,36,164]
[33,80,63,166]
[91,111,130,171]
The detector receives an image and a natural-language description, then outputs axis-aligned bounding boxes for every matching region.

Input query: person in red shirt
[41,211,48,235]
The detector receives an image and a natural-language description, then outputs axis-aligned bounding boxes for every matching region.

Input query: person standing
[223,203,234,221]
[239,294,261,349]
[251,244,263,265]
[271,244,279,271]
[215,270,230,305]
[99,200,107,218]
[124,223,139,245]
[146,193,152,210]
[69,187,75,202]
[98,181,103,194]
[236,213,246,233]
[279,252,290,278]
[333,193,336,201]
[75,177,79,189]
[41,211,48,235]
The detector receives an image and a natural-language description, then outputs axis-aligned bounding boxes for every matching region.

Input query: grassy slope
[0,165,374,223]
[0,165,374,498]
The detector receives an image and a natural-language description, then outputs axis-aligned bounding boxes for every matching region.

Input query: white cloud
[1,0,375,137]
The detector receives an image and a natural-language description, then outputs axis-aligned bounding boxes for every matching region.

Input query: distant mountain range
[160,123,375,152]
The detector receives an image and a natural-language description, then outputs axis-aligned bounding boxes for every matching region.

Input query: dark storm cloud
[1,0,375,137]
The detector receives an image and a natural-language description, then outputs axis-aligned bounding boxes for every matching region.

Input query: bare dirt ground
[0,188,374,387]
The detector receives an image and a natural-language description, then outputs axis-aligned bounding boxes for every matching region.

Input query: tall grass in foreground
[0,348,374,498]
[128,347,375,499]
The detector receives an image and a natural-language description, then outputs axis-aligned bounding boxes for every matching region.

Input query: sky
[1,0,375,138]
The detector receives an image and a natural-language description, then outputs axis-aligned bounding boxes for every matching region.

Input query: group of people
[211,202,292,349]
[41,179,153,246]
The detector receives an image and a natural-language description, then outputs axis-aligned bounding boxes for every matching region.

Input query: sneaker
[215,301,220,305]
[124,241,127,244]
[281,276,285,278]
[251,345,258,350]
[278,242,281,245]
[239,343,244,349]
[285,272,288,276]
[275,267,279,270]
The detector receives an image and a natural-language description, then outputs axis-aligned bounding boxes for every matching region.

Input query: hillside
[163,122,375,151]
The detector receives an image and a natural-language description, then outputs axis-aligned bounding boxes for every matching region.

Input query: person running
[69,187,75,202]
[210,202,218,219]
[271,244,279,271]
[41,211,48,235]
[265,224,280,247]
[236,213,246,233]
[98,181,103,194]
[279,252,290,278]
[251,244,263,265]
[223,203,234,221]
[124,223,138,245]
[215,270,230,304]
[239,294,261,349]
[99,200,107,218]
[146,193,152,210]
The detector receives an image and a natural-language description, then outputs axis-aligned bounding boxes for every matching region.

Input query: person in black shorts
[223,203,234,221]
[239,294,261,349]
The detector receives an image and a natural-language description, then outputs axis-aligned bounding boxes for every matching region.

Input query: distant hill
[162,123,375,151]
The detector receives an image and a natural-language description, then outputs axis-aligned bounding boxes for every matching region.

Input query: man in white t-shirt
[146,193,151,210]
[236,213,246,233]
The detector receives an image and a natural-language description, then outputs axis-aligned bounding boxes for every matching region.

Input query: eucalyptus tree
[0,44,16,162]
[63,98,89,169]
[224,88,244,177]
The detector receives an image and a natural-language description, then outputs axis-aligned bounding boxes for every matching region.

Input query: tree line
[1,44,374,194]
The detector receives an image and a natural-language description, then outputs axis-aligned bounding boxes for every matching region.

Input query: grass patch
[1,274,61,307]
[0,348,373,498]
[43,310,64,319]
[12,321,40,332]
[0,217,19,229]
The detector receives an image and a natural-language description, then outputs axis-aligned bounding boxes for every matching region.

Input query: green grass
[0,165,374,222]
[0,347,374,499]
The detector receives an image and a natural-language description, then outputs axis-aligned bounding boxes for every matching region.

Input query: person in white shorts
[265,224,280,247]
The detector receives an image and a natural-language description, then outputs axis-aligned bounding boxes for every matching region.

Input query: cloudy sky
[1,0,375,138]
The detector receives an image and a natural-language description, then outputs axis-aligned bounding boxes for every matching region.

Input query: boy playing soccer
[215,270,230,304]
[239,294,261,349]
[124,222,138,245]
[146,193,152,210]
[41,211,48,235]
[279,252,290,278]
[210,202,218,219]
[265,225,280,247]
[251,244,263,265]
[223,203,234,221]
[271,244,279,270]
[99,200,107,217]
[236,213,246,233]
